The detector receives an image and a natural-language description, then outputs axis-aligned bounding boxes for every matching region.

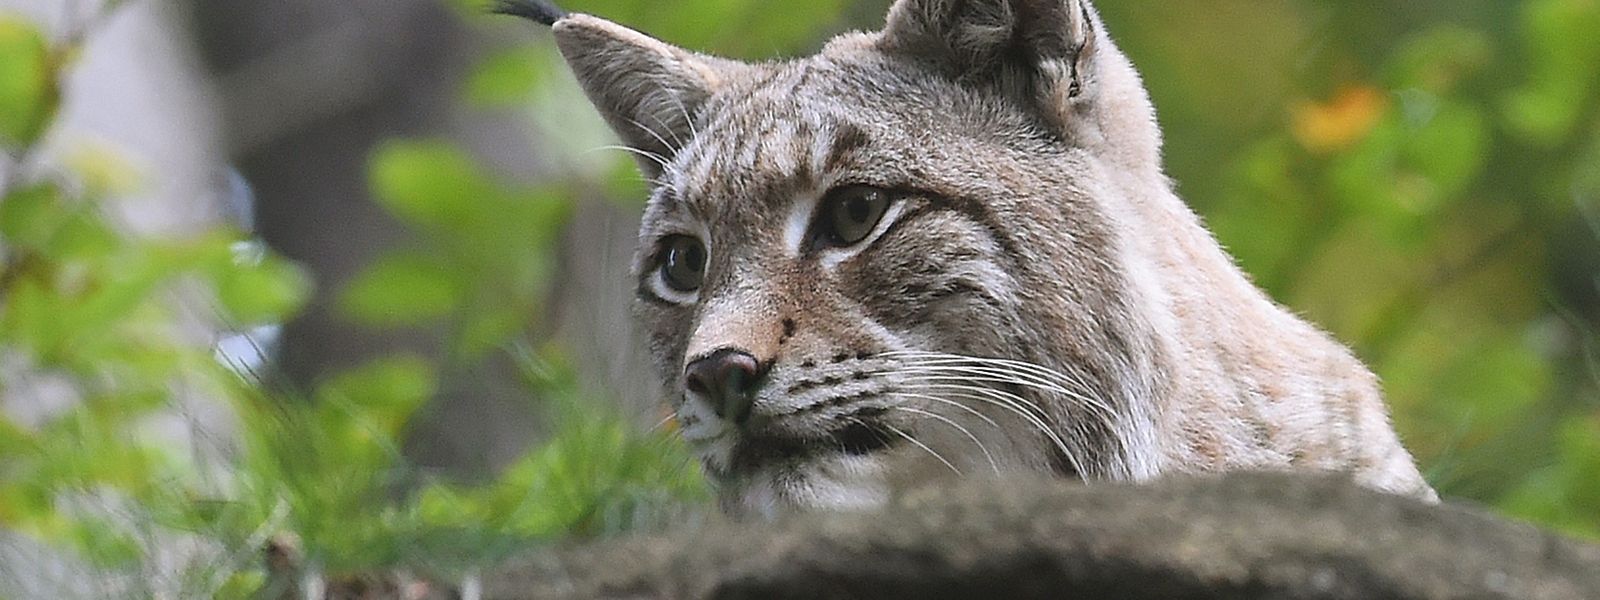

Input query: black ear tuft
[492,0,567,26]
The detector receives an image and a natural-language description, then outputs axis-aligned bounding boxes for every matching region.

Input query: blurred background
[0,0,1596,596]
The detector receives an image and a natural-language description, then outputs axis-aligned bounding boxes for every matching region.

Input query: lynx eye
[818,185,891,247]
[659,235,707,293]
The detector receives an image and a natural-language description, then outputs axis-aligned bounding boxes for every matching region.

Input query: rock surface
[478,472,1600,599]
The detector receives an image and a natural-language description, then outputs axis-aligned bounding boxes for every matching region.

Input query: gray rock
[478,472,1600,599]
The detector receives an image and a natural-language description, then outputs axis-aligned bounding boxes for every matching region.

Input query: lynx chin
[501,0,1437,517]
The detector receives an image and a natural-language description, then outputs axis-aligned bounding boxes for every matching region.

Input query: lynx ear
[543,13,743,178]
[880,0,1098,131]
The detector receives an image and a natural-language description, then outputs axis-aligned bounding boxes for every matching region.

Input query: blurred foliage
[1101,0,1600,536]
[0,0,1596,597]
[0,0,778,594]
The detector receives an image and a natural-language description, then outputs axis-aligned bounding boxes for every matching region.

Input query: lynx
[501,0,1437,517]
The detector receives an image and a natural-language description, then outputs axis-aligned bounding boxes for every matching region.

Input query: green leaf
[0,278,54,356]
[0,16,56,148]
[652,0,747,51]
[316,355,436,435]
[1385,26,1490,94]
[216,570,266,600]
[0,182,64,249]
[1498,416,1600,539]
[214,251,312,325]
[1325,114,1405,222]
[47,210,119,259]
[465,47,543,107]
[0,182,120,260]
[368,140,493,231]
[1400,99,1488,205]
[416,483,486,529]
[1209,137,1315,292]
[0,417,36,472]
[57,254,172,357]
[68,515,144,568]
[1500,0,1600,145]
[714,0,846,58]
[339,252,464,326]
[455,308,524,357]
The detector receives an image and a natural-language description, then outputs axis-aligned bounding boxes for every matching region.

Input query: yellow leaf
[1291,85,1389,153]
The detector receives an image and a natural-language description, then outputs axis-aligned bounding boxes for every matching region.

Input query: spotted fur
[530,0,1436,516]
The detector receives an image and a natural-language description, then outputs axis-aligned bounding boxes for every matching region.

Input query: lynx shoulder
[503,0,1437,516]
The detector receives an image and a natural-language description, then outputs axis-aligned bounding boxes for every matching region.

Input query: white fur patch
[783,192,819,257]
[794,454,891,509]
[734,454,891,517]
[676,391,729,443]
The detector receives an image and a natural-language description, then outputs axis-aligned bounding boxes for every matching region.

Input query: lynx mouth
[727,420,899,473]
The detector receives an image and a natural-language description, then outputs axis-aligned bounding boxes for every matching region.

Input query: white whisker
[898,370,1119,434]
[882,422,961,476]
[886,351,1091,389]
[624,116,679,154]
[897,361,1111,417]
[891,405,1000,474]
[587,144,670,169]
[883,349,1135,477]
[904,381,1088,479]
[650,413,675,432]
[889,390,1001,429]
[665,93,700,143]
[887,352,1118,420]
[900,365,1130,471]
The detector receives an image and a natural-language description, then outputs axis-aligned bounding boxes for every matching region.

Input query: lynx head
[524,0,1178,517]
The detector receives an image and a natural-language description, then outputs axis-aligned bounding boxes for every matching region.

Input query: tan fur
[541,0,1436,516]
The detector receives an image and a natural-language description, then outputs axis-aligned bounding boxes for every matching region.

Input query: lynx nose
[684,349,762,424]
